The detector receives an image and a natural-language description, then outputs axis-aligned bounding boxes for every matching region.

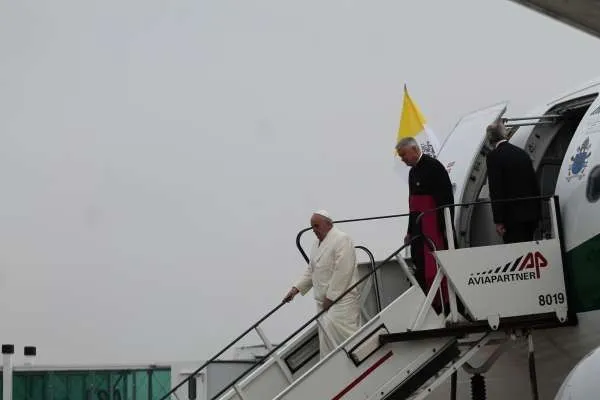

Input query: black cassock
[407,154,455,310]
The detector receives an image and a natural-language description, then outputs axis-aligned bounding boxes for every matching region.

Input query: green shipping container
[0,365,171,400]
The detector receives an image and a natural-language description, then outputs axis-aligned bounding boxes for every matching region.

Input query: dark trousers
[410,237,468,318]
[503,221,537,244]
[410,237,428,293]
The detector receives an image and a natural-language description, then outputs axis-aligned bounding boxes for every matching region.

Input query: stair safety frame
[161,194,574,400]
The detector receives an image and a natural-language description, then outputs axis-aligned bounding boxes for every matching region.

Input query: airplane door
[437,101,509,248]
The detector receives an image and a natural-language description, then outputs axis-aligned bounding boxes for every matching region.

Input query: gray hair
[395,136,420,150]
[487,119,507,144]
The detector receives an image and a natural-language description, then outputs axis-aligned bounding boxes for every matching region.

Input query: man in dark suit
[485,120,542,243]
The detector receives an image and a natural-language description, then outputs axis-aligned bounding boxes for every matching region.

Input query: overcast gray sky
[1,0,600,366]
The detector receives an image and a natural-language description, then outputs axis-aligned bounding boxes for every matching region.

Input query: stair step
[384,340,460,399]
[380,323,489,343]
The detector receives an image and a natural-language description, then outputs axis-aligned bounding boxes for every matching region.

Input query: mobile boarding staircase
[162,195,575,400]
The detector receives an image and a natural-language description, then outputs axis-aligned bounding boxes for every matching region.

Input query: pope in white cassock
[283,210,361,358]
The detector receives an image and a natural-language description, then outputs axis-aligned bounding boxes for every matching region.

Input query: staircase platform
[380,312,566,344]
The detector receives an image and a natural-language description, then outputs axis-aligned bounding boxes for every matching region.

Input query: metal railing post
[355,245,382,313]
[548,198,559,239]
[410,269,444,330]
[2,345,14,400]
[315,318,336,352]
[254,326,294,383]
[443,207,459,323]
[395,255,420,289]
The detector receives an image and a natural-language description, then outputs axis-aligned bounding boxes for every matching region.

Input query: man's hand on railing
[283,287,299,303]
[322,297,333,311]
[404,234,411,245]
[495,223,506,236]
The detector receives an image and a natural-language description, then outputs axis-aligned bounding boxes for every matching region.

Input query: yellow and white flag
[393,85,441,181]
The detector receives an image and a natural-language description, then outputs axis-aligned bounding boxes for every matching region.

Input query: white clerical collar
[416,152,423,164]
[495,139,507,148]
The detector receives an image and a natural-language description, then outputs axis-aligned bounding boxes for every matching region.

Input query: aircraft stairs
[162,196,575,400]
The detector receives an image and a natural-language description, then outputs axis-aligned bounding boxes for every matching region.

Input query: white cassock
[294,226,361,358]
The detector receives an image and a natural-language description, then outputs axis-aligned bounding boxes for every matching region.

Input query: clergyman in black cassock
[396,137,460,316]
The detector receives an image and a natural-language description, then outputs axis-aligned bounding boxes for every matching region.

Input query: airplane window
[587,165,600,203]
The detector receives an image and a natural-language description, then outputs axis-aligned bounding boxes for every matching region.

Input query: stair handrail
[355,245,382,313]
[295,212,410,262]
[158,301,287,400]
[295,212,411,318]
[291,209,426,286]
[412,194,556,229]
[160,237,416,400]
[207,240,418,400]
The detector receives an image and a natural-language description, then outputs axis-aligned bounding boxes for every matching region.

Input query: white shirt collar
[495,139,508,148]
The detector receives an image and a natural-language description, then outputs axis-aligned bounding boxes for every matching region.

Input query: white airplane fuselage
[427,77,600,399]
